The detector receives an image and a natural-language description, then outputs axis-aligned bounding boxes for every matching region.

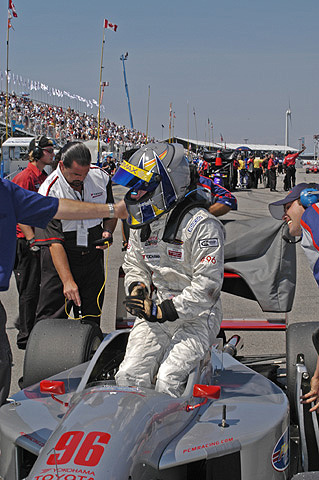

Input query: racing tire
[286,322,319,424]
[22,318,103,388]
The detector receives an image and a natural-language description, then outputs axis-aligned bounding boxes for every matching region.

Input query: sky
[0,0,319,150]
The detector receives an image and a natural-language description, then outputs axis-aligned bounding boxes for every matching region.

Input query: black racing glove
[124,285,179,323]
[124,296,161,322]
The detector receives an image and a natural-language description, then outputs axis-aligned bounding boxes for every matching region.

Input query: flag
[9,0,17,17]
[104,19,117,32]
[220,133,224,142]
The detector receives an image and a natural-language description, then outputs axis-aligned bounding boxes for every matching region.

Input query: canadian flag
[104,19,117,32]
[9,0,17,17]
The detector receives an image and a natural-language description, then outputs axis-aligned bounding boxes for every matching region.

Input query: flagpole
[168,102,172,143]
[97,24,105,165]
[146,85,150,144]
[172,112,175,141]
[193,107,198,155]
[6,8,10,140]
[187,101,189,155]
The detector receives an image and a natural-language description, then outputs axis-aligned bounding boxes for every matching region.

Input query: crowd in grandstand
[0,92,151,149]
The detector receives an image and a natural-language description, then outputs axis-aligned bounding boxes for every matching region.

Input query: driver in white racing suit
[113,142,225,397]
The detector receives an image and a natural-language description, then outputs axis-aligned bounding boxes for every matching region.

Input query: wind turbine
[285,102,292,150]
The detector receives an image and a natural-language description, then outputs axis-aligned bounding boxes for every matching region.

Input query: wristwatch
[107,203,115,218]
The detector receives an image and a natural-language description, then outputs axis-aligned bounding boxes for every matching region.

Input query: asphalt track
[2,170,319,397]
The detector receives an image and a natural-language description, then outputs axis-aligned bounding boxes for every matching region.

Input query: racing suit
[115,207,225,397]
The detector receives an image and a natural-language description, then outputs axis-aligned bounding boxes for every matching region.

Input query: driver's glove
[124,282,179,323]
[124,295,162,322]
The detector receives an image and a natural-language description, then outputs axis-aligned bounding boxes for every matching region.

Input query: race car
[0,217,318,479]
[305,162,319,174]
[0,317,318,480]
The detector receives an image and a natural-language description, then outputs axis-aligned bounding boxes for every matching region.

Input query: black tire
[23,318,103,388]
[286,322,319,424]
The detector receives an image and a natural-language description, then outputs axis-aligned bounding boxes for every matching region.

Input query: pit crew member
[269,182,319,412]
[35,142,116,324]
[283,147,306,190]
[12,135,55,350]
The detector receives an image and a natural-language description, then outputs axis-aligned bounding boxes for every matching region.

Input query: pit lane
[3,171,319,397]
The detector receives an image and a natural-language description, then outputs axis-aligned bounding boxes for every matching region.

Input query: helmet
[113,142,190,228]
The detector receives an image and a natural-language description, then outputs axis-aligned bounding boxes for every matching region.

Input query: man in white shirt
[35,142,116,324]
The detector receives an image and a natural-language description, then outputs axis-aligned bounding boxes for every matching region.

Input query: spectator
[102,155,116,176]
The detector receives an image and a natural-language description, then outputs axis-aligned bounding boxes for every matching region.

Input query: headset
[300,187,319,208]
[32,135,45,160]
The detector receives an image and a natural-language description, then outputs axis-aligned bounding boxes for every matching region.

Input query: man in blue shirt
[269,182,319,411]
[0,178,127,405]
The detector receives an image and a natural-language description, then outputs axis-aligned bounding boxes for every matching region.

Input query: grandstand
[0,92,151,159]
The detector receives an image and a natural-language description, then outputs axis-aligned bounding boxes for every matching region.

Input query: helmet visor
[113,160,160,192]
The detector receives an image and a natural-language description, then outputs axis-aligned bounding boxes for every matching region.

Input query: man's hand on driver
[301,375,319,412]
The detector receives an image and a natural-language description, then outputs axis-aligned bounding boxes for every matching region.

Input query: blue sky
[1,0,318,149]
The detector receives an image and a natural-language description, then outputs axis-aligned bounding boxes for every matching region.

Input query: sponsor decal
[144,236,158,247]
[90,192,103,199]
[142,253,160,261]
[170,239,183,245]
[19,431,45,447]
[167,248,184,261]
[183,437,234,454]
[200,255,216,264]
[46,431,110,467]
[127,242,132,251]
[34,469,95,480]
[199,238,219,248]
[271,427,289,471]
[187,215,204,234]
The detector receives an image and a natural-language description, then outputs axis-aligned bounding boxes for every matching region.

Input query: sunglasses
[43,147,54,154]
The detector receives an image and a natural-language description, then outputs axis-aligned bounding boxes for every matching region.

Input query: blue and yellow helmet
[113,142,190,228]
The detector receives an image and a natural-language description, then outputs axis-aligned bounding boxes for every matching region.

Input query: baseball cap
[29,136,54,152]
[269,183,319,219]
